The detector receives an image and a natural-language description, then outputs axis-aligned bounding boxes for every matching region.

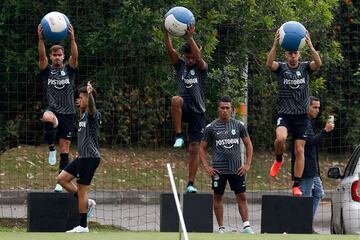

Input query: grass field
[0,232,358,240]
[0,145,348,191]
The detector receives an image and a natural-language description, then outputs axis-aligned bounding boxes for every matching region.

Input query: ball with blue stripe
[279,21,307,51]
[41,11,70,42]
[164,6,195,37]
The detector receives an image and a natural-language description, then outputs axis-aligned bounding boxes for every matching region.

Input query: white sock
[243,221,250,228]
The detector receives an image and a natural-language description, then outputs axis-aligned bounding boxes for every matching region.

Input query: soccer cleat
[269,160,283,177]
[292,186,302,196]
[218,226,225,234]
[173,138,184,148]
[48,149,57,165]
[87,198,96,218]
[242,226,255,234]
[54,183,63,192]
[66,225,89,233]
[186,185,198,193]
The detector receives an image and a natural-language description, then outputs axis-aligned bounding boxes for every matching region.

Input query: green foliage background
[0,0,358,151]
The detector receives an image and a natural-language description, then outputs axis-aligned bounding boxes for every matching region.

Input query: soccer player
[266,30,322,196]
[200,96,254,234]
[57,82,101,233]
[37,23,78,192]
[164,24,208,193]
[291,96,334,232]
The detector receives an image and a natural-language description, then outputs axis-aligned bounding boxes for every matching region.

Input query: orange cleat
[269,160,283,177]
[292,186,302,196]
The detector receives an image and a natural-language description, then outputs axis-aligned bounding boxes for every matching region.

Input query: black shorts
[64,157,100,185]
[52,111,75,141]
[182,102,207,143]
[212,174,246,195]
[276,113,308,140]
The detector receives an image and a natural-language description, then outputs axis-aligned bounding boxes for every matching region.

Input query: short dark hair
[49,45,65,54]
[181,43,192,54]
[309,96,319,105]
[219,95,232,104]
[78,86,97,102]
[181,42,202,54]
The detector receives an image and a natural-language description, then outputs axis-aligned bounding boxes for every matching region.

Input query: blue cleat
[87,199,96,218]
[186,185,198,193]
[173,138,184,148]
[48,149,57,165]
[54,183,63,192]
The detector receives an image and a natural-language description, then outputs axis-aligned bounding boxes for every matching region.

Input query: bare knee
[59,139,71,153]
[171,96,183,108]
[42,111,56,123]
[294,142,305,156]
[275,137,286,146]
[56,174,63,184]
[188,143,199,156]
[214,194,223,205]
[236,193,247,203]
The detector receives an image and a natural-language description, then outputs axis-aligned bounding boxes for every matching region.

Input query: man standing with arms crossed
[164,24,208,193]
[266,29,322,196]
[38,23,78,192]
[200,96,254,234]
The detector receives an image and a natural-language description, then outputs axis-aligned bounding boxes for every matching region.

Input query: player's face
[218,102,232,121]
[78,92,88,111]
[284,51,300,68]
[308,100,320,119]
[49,49,65,68]
[184,53,195,66]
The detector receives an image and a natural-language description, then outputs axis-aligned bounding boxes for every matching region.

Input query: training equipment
[41,11,70,42]
[279,21,307,51]
[261,195,312,233]
[27,192,79,232]
[164,6,195,36]
[160,193,213,232]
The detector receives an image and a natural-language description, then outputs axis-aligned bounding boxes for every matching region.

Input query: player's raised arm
[68,24,78,69]
[186,24,207,70]
[266,29,280,71]
[164,29,179,65]
[37,24,48,70]
[306,32,322,71]
[87,81,96,117]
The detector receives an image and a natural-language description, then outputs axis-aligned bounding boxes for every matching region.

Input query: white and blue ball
[164,6,195,37]
[41,11,70,42]
[279,21,307,51]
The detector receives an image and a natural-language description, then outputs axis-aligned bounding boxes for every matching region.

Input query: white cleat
[242,226,255,234]
[54,184,63,192]
[87,198,96,217]
[219,226,225,234]
[66,225,89,233]
[48,149,57,165]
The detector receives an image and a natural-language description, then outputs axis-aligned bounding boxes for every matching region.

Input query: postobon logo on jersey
[79,121,86,129]
[283,77,305,89]
[48,78,70,89]
[216,138,239,149]
[182,76,198,88]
